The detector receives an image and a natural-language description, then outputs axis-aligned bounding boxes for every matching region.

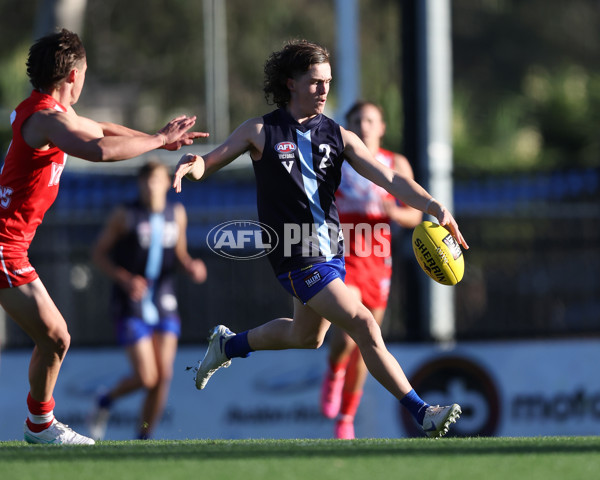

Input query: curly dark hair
[263,39,330,108]
[26,28,86,92]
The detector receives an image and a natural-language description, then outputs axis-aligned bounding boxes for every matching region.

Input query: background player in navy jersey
[320,101,422,439]
[173,39,469,438]
[88,160,207,440]
[2,28,204,445]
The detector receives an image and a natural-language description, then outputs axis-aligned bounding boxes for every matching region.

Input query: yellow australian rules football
[412,221,464,285]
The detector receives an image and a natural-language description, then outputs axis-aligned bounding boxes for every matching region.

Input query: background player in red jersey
[0,28,205,444]
[320,101,423,439]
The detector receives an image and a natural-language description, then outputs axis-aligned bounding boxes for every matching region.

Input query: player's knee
[44,327,70,360]
[295,331,325,349]
[139,371,160,390]
[157,367,174,385]
[350,311,381,342]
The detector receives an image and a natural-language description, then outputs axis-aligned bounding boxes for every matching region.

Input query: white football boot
[422,404,462,438]
[194,325,235,390]
[24,419,96,445]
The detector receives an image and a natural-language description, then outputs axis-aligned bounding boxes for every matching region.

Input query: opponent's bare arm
[342,127,468,248]
[173,117,264,193]
[99,121,209,152]
[24,108,203,162]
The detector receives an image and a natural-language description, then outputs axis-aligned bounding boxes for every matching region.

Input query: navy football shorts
[277,257,346,304]
[116,315,181,346]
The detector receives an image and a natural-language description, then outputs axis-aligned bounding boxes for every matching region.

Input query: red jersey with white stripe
[336,148,395,310]
[0,90,68,259]
[336,148,395,220]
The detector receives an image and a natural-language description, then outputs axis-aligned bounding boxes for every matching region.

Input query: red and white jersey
[0,90,68,258]
[336,147,395,221]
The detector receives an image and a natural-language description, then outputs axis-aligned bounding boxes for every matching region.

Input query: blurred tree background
[452,0,600,176]
[1,0,600,175]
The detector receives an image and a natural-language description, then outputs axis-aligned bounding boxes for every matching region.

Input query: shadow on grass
[1,437,600,462]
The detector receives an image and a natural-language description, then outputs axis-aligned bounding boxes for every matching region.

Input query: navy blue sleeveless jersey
[110,200,180,320]
[253,108,346,274]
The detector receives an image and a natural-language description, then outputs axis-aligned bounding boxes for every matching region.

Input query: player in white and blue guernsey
[173,40,469,438]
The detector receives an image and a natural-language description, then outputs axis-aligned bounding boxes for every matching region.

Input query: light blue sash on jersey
[141,212,164,325]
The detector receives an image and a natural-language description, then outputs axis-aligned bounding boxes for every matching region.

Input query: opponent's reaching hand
[156,115,203,148]
[163,131,209,151]
[172,153,205,193]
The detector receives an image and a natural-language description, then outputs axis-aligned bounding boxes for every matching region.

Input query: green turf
[1,437,599,480]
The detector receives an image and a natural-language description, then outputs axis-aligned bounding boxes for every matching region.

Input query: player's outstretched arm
[342,127,468,249]
[381,153,423,229]
[42,112,200,162]
[172,117,264,192]
[99,119,209,151]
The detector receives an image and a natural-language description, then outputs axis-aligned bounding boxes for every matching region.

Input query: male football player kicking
[174,40,467,438]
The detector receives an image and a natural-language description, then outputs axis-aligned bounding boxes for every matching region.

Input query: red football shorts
[344,252,392,311]
[341,218,392,310]
[0,254,39,288]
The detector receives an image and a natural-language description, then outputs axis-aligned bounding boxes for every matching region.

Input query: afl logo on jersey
[275,142,297,154]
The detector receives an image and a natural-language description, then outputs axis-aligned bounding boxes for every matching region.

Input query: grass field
[1,436,599,480]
